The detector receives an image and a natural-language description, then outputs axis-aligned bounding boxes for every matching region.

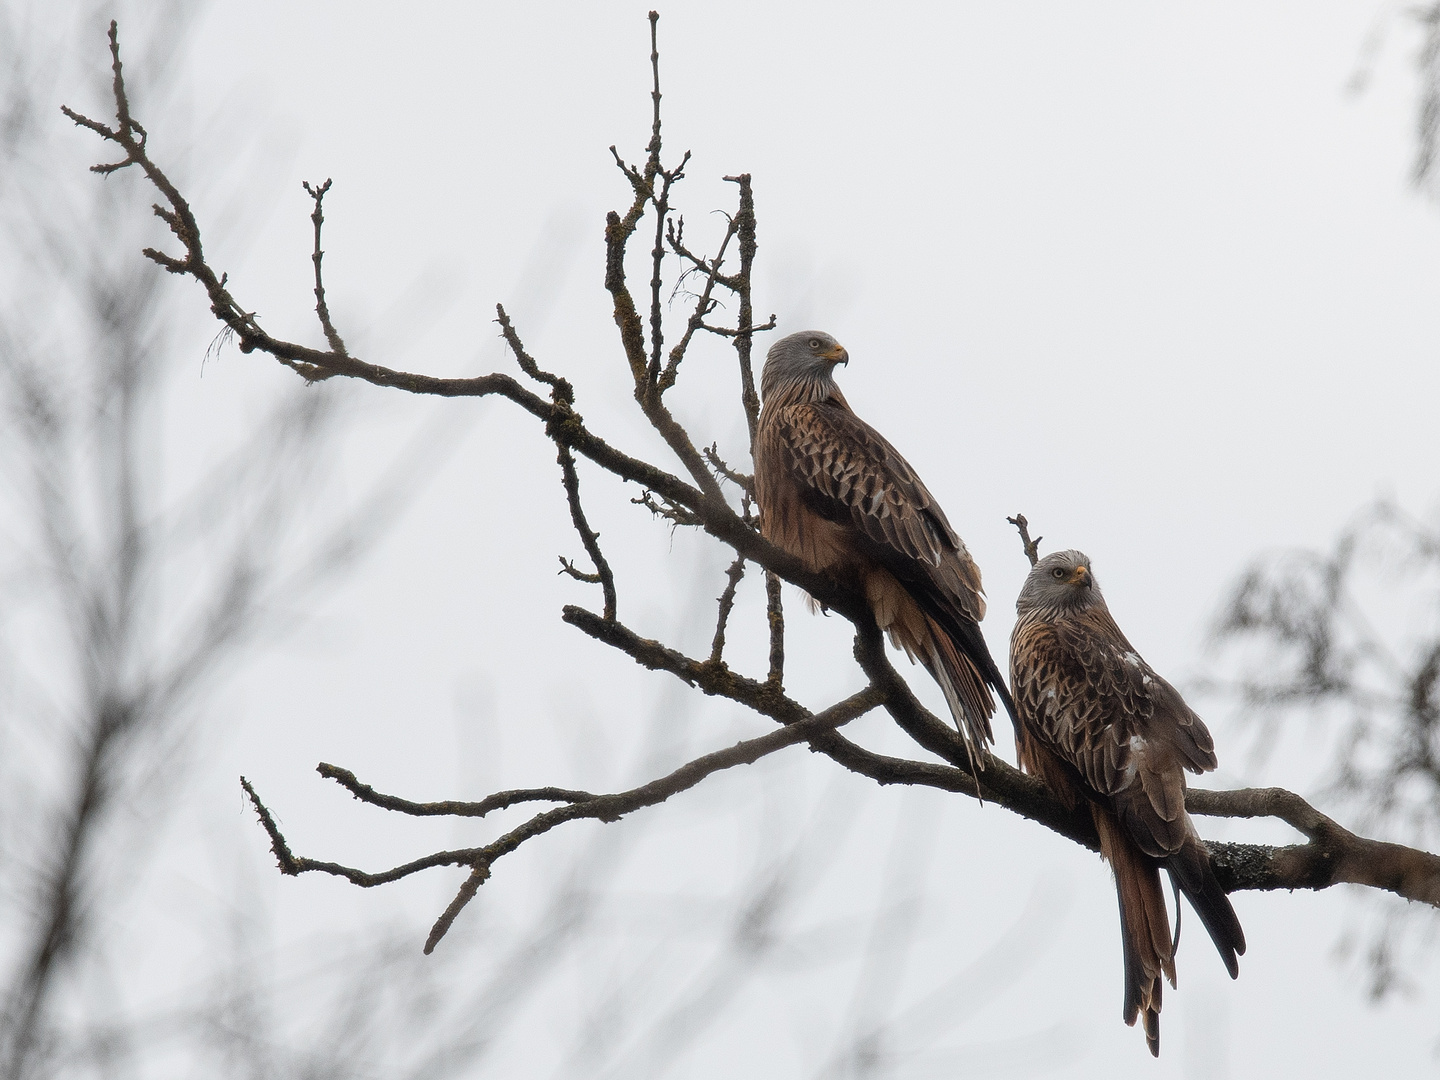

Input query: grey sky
[36,1,1440,1076]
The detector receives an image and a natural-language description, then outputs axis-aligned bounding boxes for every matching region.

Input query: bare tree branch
[242,685,885,951]
[60,22,853,621]
[708,555,747,664]
[64,15,1440,967]
[765,570,785,688]
[302,177,348,359]
[317,762,599,818]
[1188,787,1440,904]
[723,173,766,446]
[1007,512,1042,568]
[703,442,754,496]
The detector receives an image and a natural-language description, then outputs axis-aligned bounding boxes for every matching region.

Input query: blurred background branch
[1207,498,1440,997]
[0,4,390,1074]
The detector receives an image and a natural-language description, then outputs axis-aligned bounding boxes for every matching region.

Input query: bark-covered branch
[242,684,885,952]
[764,570,785,687]
[1187,786,1440,905]
[708,556,747,664]
[317,762,599,818]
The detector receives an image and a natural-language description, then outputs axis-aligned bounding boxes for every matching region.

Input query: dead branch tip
[1007,513,1042,568]
[424,863,491,953]
[240,776,300,874]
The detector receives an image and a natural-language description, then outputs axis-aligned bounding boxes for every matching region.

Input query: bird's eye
[808,338,821,349]
[1051,567,1065,579]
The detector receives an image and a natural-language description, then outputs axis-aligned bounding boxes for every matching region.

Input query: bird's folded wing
[1013,613,1220,853]
[772,401,984,618]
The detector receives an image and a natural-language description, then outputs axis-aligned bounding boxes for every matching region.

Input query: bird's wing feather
[1011,610,1218,855]
[772,401,984,617]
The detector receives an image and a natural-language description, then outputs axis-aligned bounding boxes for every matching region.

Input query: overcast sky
[34,2,1440,1076]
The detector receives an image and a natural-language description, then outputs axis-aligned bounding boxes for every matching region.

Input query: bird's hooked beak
[820,342,849,366]
[1067,565,1093,589]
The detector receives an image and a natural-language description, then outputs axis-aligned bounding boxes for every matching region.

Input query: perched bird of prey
[1009,549,1245,1057]
[754,330,1014,763]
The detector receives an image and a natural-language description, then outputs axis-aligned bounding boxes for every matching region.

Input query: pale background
[11,2,1440,1076]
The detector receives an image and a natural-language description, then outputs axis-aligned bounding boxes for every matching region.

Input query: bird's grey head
[1016,549,1104,616]
[760,331,849,406]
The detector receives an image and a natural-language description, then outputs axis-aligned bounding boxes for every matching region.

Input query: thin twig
[317,762,597,818]
[708,556,747,664]
[668,217,742,291]
[695,315,777,339]
[704,443,753,495]
[641,11,690,393]
[425,864,490,954]
[765,571,785,688]
[496,303,570,396]
[301,178,348,357]
[241,776,299,872]
[1007,513,1042,568]
[556,440,617,620]
[658,212,738,392]
[724,173,765,447]
[632,489,702,528]
[604,147,653,393]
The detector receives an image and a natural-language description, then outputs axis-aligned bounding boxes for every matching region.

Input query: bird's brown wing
[1010,610,1216,855]
[771,399,1014,728]
[771,400,981,605]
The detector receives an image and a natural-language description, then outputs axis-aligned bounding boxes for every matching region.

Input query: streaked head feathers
[1017,549,1103,616]
[761,331,850,406]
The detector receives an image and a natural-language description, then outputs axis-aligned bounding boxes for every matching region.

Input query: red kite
[754,331,1013,763]
[1010,548,1245,1056]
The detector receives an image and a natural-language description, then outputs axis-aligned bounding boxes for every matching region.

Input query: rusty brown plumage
[1009,549,1245,1057]
[754,331,1013,765]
